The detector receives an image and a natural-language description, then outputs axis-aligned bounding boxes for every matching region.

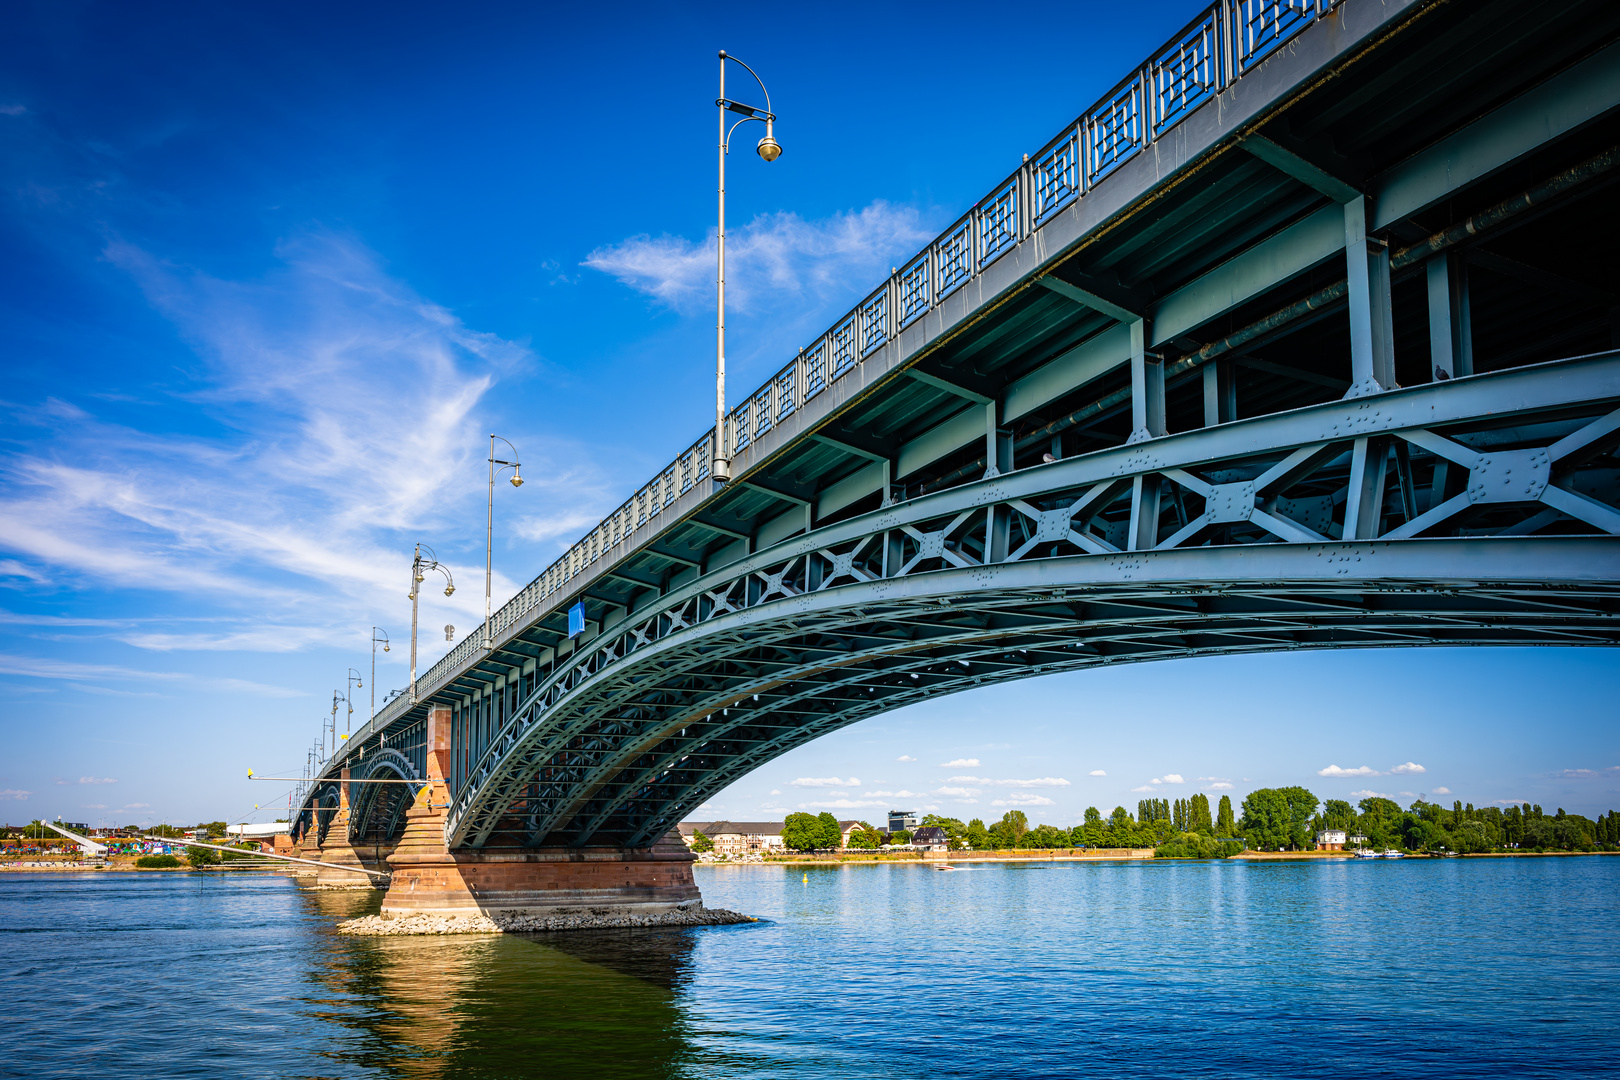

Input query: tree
[1322,800,1355,830]
[781,812,824,852]
[690,830,714,853]
[965,818,990,850]
[988,811,1028,849]
[1239,787,1318,850]
[922,814,968,849]
[816,812,844,850]
[890,829,912,846]
[1189,794,1213,834]
[1215,795,1236,836]
[185,845,221,867]
[1021,824,1068,848]
[196,821,228,838]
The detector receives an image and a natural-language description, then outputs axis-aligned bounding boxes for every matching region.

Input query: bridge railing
[379,0,1347,726]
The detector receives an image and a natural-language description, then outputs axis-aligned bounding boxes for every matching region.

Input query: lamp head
[415,573,425,583]
[510,473,523,488]
[756,129,782,162]
[443,584,455,597]
[383,643,390,652]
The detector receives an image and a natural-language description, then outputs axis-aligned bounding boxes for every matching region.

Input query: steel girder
[346,748,421,845]
[442,353,1620,851]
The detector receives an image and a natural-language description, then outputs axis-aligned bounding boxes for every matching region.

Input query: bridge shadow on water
[294,888,711,1080]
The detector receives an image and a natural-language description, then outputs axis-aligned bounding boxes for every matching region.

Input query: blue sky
[1,1,1615,831]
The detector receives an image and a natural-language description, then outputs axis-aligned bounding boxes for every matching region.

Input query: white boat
[1354,848,1382,858]
[1382,849,1406,859]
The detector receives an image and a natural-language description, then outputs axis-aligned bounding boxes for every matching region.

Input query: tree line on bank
[745,792,1620,858]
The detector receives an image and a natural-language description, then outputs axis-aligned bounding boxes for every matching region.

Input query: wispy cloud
[940,758,979,768]
[948,776,1069,788]
[933,786,980,798]
[1390,762,1426,775]
[0,789,30,800]
[896,755,916,762]
[1348,789,1388,800]
[0,233,603,686]
[1432,787,1452,795]
[1553,767,1620,780]
[992,793,1055,807]
[1319,764,1380,778]
[77,777,116,785]
[790,776,859,788]
[583,202,931,314]
[0,654,301,698]
[1088,769,1106,776]
[1209,782,1233,790]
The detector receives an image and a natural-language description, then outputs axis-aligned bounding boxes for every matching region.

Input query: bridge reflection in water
[297,889,704,1079]
[291,0,1620,916]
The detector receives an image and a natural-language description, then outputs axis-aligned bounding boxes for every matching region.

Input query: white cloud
[583,202,931,314]
[768,789,780,796]
[1088,769,1106,777]
[1209,782,1233,790]
[940,758,980,768]
[1348,790,1387,800]
[992,794,1056,807]
[1553,767,1620,780]
[947,776,1068,788]
[0,789,30,800]
[896,755,916,762]
[790,776,860,788]
[123,802,151,809]
[1130,785,1156,793]
[1432,787,1452,795]
[801,798,887,810]
[1318,764,1380,778]
[81,804,107,810]
[0,105,26,117]
[77,777,116,785]
[1390,762,1426,775]
[859,790,920,800]
[933,786,980,798]
[1161,774,1185,784]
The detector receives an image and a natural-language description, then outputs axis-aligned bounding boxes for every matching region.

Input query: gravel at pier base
[338,906,757,936]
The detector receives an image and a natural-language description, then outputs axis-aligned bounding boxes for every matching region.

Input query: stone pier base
[377,705,702,920]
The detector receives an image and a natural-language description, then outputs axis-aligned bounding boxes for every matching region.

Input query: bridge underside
[297,0,1620,859]
[460,536,1619,851]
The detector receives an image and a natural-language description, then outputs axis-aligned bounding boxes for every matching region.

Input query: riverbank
[337,904,757,936]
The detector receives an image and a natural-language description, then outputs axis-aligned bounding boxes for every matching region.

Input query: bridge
[290,0,1620,917]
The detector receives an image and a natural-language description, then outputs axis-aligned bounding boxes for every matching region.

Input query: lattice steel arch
[443,353,1620,850]
[347,748,421,845]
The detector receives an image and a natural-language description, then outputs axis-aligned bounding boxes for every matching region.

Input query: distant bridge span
[298,0,1620,861]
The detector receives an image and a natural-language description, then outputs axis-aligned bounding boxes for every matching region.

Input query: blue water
[2,857,1617,1078]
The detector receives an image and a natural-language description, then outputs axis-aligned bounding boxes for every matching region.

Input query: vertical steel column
[1343,436,1389,540]
[1426,253,1473,380]
[1202,364,1220,427]
[1344,197,1396,396]
[1127,317,1165,550]
[1127,320,1164,442]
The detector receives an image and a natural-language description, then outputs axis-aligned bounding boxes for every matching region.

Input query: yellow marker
[246,768,254,778]
[802,872,808,883]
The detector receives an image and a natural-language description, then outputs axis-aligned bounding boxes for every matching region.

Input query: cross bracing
[296,0,1620,852]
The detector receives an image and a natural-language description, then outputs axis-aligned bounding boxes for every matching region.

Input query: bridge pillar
[314,767,374,888]
[380,705,701,919]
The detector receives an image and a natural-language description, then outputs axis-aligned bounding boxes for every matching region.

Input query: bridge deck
[302,0,1620,845]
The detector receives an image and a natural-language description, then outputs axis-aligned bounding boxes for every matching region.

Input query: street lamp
[345,668,362,738]
[370,627,389,721]
[408,543,455,704]
[486,435,523,651]
[713,49,783,484]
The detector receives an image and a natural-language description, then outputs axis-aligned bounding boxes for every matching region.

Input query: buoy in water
[802,873,808,883]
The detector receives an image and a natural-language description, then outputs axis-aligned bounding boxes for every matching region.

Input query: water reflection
[293,889,706,1079]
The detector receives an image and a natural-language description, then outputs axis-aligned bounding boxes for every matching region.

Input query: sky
[1,1,1615,832]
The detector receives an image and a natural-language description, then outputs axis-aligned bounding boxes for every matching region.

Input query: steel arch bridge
[294,0,1620,853]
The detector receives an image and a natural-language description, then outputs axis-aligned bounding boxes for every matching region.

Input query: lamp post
[345,669,362,738]
[408,543,455,704]
[713,50,783,484]
[485,435,523,651]
[369,628,389,720]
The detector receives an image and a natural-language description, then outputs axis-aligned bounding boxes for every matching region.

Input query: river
[3,857,1616,1078]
